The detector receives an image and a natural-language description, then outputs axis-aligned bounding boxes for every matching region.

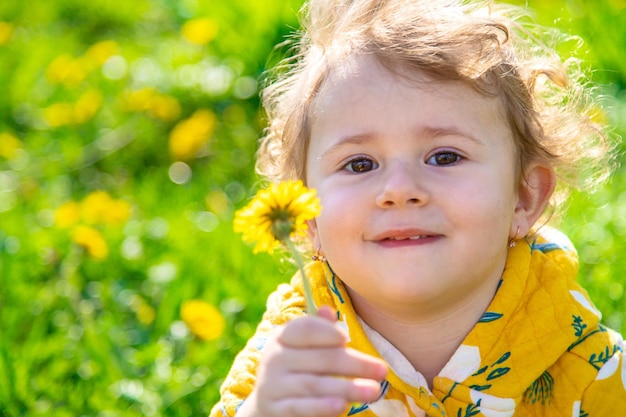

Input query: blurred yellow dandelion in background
[74,89,104,124]
[45,41,118,88]
[0,22,14,45]
[55,201,81,228]
[122,88,153,111]
[80,191,113,225]
[43,102,75,127]
[84,40,119,66]
[105,199,133,225]
[130,295,156,325]
[46,54,88,88]
[121,87,181,121]
[180,300,225,341]
[0,132,23,159]
[81,191,131,225]
[72,225,109,260]
[169,109,216,160]
[55,191,131,228]
[43,89,103,127]
[148,94,182,121]
[54,192,131,260]
[81,191,113,224]
[181,17,218,46]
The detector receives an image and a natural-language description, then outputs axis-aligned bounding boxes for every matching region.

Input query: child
[212,0,625,416]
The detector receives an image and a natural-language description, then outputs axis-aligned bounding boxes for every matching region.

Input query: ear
[306,219,321,250]
[512,163,556,237]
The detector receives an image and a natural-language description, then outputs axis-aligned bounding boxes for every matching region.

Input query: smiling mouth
[372,228,441,244]
[386,235,430,241]
[376,235,439,248]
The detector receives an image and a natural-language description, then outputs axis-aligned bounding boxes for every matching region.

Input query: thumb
[317,305,338,322]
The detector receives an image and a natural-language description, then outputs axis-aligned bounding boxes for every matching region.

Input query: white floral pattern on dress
[569,290,602,318]
[439,344,482,382]
[469,390,516,417]
[405,396,426,417]
[619,335,626,390]
[596,352,620,381]
[368,399,411,417]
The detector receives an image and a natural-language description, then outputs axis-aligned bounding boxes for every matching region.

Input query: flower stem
[284,238,317,316]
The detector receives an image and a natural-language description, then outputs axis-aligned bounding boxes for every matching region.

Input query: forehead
[310,54,509,135]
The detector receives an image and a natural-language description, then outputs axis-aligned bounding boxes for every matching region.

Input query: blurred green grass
[0,0,624,415]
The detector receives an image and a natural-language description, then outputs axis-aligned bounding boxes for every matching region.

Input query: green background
[0,0,624,415]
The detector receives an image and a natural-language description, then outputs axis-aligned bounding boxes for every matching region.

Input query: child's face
[306,55,524,315]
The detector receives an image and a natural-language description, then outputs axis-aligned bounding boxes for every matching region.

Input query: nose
[375,161,428,208]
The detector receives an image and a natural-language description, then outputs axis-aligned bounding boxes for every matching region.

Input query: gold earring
[509,226,521,248]
[311,247,326,262]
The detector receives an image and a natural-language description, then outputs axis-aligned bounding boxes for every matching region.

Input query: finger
[273,374,384,404]
[239,391,347,417]
[270,397,348,417]
[277,315,347,348]
[264,346,387,381]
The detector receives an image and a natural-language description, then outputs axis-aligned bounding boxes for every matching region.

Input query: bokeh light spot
[168,161,192,184]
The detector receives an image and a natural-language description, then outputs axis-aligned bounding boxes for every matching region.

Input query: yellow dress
[211,230,626,417]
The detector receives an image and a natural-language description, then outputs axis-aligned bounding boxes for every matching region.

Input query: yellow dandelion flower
[168,109,216,160]
[46,54,72,84]
[0,22,14,45]
[121,87,155,112]
[55,192,130,230]
[45,90,103,127]
[81,191,114,224]
[0,132,22,159]
[44,102,75,127]
[73,89,103,124]
[46,54,87,88]
[180,300,225,341]
[130,295,156,325]
[148,94,181,121]
[55,201,81,228]
[121,88,181,121]
[234,181,322,315]
[234,180,321,254]
[72,225,109,260]
[84,40,118,66]
[77,191,132,226]
[181,17,218,46]
[103,199,132,225]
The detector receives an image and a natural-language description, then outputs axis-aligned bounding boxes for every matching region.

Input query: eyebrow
[418,125,484,146]
[319,133,376,159]
[319,124,484,159]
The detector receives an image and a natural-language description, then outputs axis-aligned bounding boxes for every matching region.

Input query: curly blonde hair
[256,0,616,216]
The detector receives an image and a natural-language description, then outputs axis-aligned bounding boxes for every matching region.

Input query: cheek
[313,191,360,243]
[315,206,345,243]
[448,175,517,227]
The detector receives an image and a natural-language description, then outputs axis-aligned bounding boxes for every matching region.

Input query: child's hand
[238,305,388,417]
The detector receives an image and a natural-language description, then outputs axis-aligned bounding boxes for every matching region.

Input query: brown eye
[427,152,461,166]
[346,158,377,172]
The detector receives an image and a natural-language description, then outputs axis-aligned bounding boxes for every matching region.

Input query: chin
[358,285,444,310]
